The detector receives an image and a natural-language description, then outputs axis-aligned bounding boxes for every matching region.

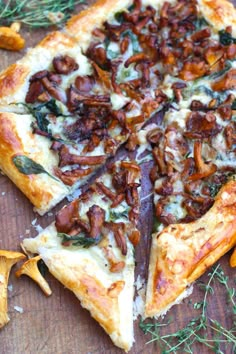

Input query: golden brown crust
[42,248,134,352]
[50,257,122,334]
[198,0,236,35]
[23,220,135,352]
[37,31,76,49]
[0,112,68,214]
[145,180,236,318]
[229,247,236,267]
[0,64,30,104]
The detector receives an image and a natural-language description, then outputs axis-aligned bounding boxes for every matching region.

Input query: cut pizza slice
[145,179,236,318]
[144,94,236,317]
[22,159,141,352]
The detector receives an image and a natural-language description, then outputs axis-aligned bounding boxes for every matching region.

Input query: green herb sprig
[0,0,84,28]
[140,264,236,353]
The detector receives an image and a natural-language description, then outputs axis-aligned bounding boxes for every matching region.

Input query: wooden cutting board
[0,2,235,353]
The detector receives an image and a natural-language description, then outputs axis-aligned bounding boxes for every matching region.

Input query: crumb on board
[14,305,24,314]
[8,284,13,292]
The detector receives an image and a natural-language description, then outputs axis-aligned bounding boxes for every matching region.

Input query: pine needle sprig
[140,264,236,353]
[0,0,85,28]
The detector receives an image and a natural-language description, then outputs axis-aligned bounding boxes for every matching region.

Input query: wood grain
[0,2,236,353]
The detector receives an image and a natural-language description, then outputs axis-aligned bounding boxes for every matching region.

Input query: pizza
[0,0,236,352]
[23,159,141,351]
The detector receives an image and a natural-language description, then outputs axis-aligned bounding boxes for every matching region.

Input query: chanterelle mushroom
[0,250,26,329]
[0,25,25,51]
[188,140,217,181]
[15,256,52,297]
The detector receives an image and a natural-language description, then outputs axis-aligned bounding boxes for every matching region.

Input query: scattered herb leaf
[193,17,209,31]
[12,155,58,181]
[219,30,236,46]
[58,232,100,247]
[127,4,135,12]
[117,65,140,83]
[109,209,129,222]
[107,49,119,60]
[114,11,124,23]
[184,151,192,159]
[121,29,141,54]
[208,183,222,198]
[17,101,73,144]
[34,111,50,133]
[208,61,232,80]
[182,83,229,105]
[38,99,62,116]
[232,100,236,110]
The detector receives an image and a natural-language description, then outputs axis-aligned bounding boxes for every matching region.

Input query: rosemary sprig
[0,0,85,28]
[140,264,236,353]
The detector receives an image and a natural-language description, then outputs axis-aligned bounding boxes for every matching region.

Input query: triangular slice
[23,159,141,351]
[145,180,236,318]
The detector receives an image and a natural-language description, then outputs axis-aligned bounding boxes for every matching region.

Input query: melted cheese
[165,108,191,129]
[111,92,130,110]
[14,114,59,174]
